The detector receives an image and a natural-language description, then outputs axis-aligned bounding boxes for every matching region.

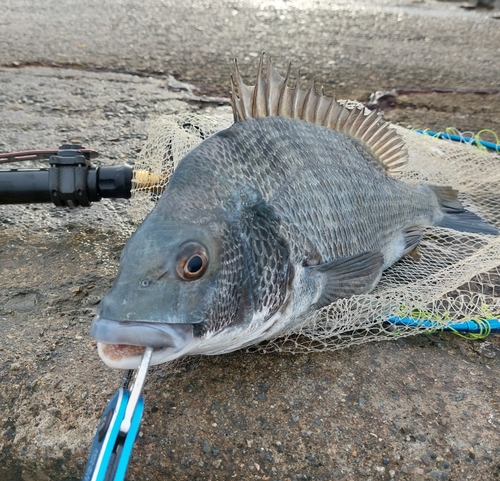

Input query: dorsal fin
[231,53,408,173]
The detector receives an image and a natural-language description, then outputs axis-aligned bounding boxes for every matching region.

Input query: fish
[90,54,498,369]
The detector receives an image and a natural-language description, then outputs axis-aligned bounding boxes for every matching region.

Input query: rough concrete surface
[1,1,500,480]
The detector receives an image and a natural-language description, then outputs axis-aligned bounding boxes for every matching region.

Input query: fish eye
[176,242,209,281]
[141,279,150,287]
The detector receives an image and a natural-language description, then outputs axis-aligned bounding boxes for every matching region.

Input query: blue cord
[415,129,500,152]
[387,316,500,334]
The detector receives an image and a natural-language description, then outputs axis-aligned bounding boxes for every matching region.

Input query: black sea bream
[91,55,498,369]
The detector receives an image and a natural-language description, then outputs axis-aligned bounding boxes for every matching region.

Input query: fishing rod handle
[0,165,133,207]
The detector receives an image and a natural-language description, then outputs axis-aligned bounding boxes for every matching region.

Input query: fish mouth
[90,316,196,369]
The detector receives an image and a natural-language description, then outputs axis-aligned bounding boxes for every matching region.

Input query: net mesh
[131,109,500,353]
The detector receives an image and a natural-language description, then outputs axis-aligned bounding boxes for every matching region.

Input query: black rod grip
[0,165,133,205]
[0,169,51,204]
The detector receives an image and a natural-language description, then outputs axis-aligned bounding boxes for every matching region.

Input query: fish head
[91,214,236,368]
[91,199,291,369]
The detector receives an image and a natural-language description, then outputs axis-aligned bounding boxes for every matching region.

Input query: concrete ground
[1,1,500,480]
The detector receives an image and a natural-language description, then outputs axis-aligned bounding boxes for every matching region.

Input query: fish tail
[429,185,499,235]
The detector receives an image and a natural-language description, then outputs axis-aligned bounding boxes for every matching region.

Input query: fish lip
[96,342,192,370]
[90,315,194,349]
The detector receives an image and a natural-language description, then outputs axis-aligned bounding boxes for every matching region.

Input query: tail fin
[429,185,499,235]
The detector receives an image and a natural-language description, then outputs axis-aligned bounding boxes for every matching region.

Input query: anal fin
[305,250,385,308]
[402,229,422,258]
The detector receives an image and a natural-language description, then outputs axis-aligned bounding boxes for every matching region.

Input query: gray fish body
[213,117,436,266]
[91,116,484,368]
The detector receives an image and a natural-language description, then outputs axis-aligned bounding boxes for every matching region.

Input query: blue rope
[415,129,500,152]
[387,316,500,334]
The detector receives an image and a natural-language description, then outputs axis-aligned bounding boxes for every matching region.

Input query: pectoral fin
[305,250,385,308]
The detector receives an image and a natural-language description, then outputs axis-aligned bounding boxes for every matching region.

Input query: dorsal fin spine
[370,129,395,153]
[230,76,240,122]
[353,110,377,138]
[383,149,406,168]
[343,108,364,135]
[292,76,306,119]
[325,101,344,131]
[255,55,267,117]
[380,137,404,154]
[265,56,272,116]
[358,114,384,142]
[361,122,387,145]
[303,80,317,123]
[335,108,351,132]
[269,57,286,116]
[277,62,292,116]
[315,90,330,125]
[348,109,370,138]
[321,98,336,128]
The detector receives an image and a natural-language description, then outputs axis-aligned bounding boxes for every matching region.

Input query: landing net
[131,109,500,353]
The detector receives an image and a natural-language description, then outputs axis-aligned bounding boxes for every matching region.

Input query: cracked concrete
[1,1,500,480]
